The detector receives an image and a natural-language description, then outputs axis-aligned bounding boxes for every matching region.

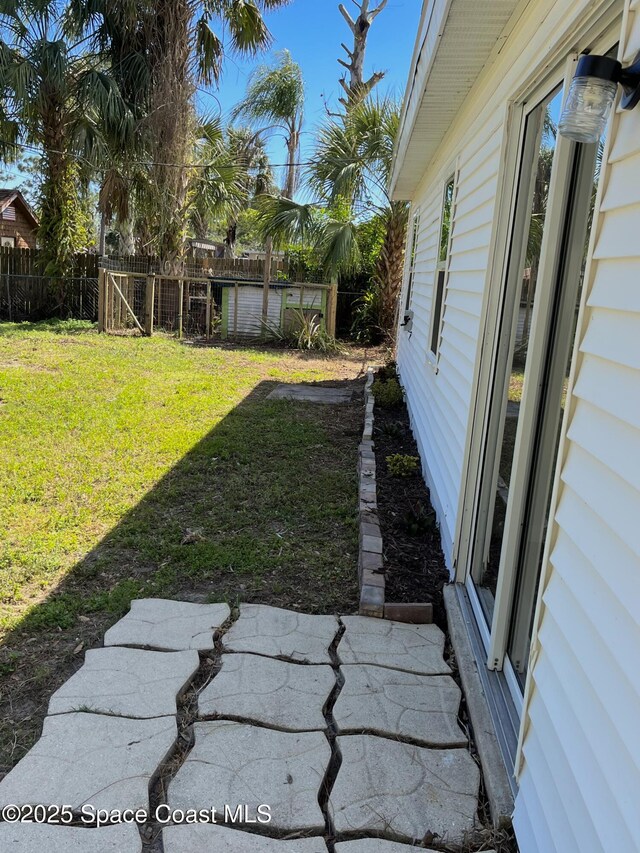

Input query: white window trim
[427,167,458,371]
[402,207,421,316]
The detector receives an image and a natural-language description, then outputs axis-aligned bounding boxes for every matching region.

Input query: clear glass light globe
[558,76,617,143]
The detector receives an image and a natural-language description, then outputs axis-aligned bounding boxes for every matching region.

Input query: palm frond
[255,193,317,249]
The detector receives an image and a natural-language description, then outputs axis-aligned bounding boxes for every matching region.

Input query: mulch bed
[373,368,449,630]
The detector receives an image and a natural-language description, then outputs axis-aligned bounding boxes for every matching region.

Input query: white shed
[391,1,640,850]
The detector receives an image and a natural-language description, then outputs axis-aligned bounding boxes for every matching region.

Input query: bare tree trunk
[99,213,107,256]
[337,0,387,109]
[224,221,237,259]
[283,130,300,200]
[146,0,193,272]
[376,203,409,337]
[116,218,135,255]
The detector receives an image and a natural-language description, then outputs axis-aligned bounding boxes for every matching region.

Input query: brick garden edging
[358,368,433,624]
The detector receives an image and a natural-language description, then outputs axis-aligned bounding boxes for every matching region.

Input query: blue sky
[196,0,422,188]
[5,0,422,199]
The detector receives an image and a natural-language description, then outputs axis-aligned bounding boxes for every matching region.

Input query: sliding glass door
[466,72,605,696]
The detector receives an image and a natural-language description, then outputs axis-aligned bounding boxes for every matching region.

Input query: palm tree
[220,127,274,257]
[0,0,125,287]
[70,0,291,267]
[188,120,247,245]
[232,50,304,200]
[258,96,408,334]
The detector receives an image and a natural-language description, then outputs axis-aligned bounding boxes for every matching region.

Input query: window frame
[403,208,421,314]
[427,171,457,365]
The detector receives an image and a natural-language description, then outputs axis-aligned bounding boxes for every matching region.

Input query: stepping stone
[333,665,466,746]
[168,721,330,832]
[335,842,440,852]
[224,604,339,664]
[164,825,328,852]
[0,824,142,852]
[48,647,200,719]
[267,384,353,404]
[0,713,177,811]
[335,846,496,853]
[104,598,230,651]
[338,616,450,675]
[329,735,479,844]
[198,653,334,731]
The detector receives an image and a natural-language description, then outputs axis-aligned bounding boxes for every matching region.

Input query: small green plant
[376,362,398,383]
[386,453,419,478]
[381,421,403,440]
[402,504,436,536]
[262,309,345,354]
[372,377,403,408]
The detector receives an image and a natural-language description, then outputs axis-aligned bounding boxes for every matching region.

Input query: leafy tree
[0,0,125,288]
[257,97,408,336]
[233,50,304,200]
[70,0,291,267]
[220,127,274,257]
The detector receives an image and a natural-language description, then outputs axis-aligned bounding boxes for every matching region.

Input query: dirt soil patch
[373,370,449,630]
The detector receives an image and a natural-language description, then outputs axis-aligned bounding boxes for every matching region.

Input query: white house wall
[398,112,503,569]
[396,0,627,562]
[513,1,640,849]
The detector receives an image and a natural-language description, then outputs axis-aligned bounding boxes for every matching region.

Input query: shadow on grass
[0,378,362,774]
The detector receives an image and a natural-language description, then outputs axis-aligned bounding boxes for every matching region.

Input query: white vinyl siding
[514,3,640,850]
[397,119,502,567]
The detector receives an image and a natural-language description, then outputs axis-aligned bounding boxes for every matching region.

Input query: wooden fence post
[177,278,184,339]
[98,268,105,332]
[327,280,338,338]
[205,281,211,340]
[262,238,272,332]
[145,274,155,336]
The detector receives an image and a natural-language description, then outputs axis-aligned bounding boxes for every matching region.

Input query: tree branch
[340,42,354,59]
[337,58,352,71]
[370,0,388,21]
[338,4,356,33]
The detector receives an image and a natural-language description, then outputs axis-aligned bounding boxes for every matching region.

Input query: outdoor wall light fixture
[558,52,640,143]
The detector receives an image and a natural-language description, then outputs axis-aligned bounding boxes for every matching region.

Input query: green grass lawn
[0,320,364,771]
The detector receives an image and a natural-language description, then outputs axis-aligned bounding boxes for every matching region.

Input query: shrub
[386,453,419,478]
[372,377,403,408]
[376,362,398,383]
[402,504,436,536]
[262,309,345,354]
[381,420,403,440]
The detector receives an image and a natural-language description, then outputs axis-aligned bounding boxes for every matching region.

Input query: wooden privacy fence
[98,269,338,340]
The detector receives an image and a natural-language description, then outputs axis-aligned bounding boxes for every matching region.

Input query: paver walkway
[0,601,491,852]
[266,384,353,404]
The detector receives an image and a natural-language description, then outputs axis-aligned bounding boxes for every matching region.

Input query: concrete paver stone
[338,616,450,675]
[0,823,142,853]
[223,604,339,663]
[335,842,441,852]
[266,385,352,404]
[0,824,142,852]
[48,647,200,719]
[0,713,177,811]
[198,653,334,730]
[329,735,480,844]
[164,825,328,852]
[104,598,230,651]
[168,720,330,832]
[333,664,466,746]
